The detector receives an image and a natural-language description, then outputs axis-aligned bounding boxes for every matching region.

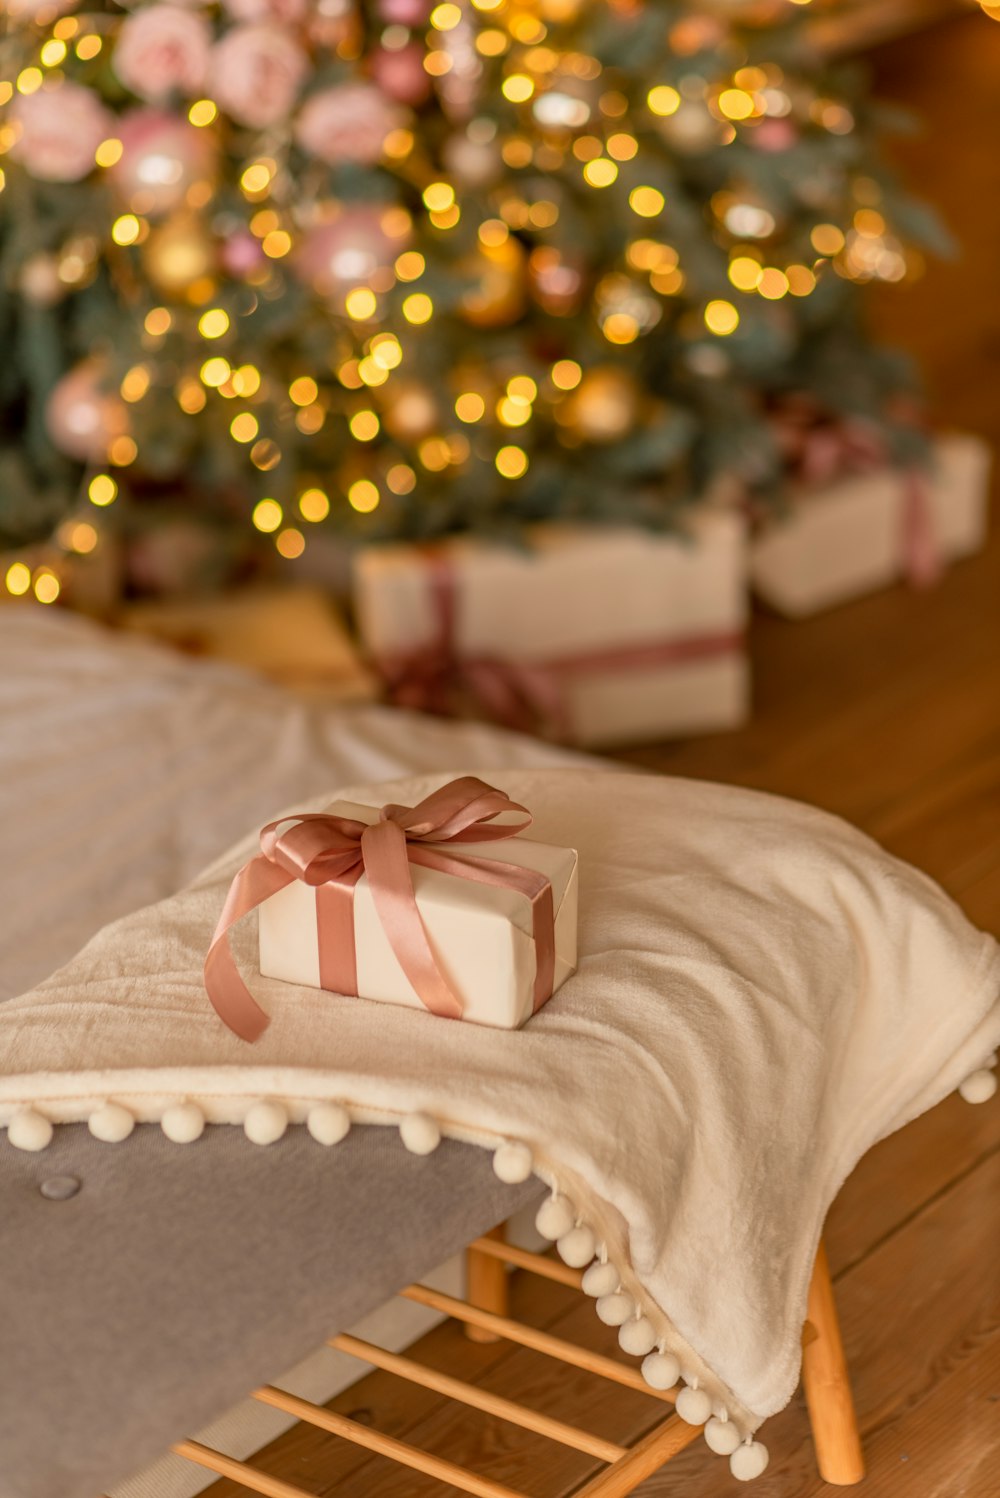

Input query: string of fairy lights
[0,0,926,606]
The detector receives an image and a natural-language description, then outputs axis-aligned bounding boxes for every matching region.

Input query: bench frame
[163,1225,862,1497]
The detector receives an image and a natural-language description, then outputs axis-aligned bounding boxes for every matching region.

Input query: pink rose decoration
[213,24,308,129]
[222,0,307,21]
[295,83,406,166]
[11,83,113,184]
[114,5,211,103]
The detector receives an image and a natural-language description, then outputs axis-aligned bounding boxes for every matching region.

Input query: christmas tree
[0,0,946,599]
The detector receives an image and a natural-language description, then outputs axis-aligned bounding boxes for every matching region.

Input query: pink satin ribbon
[773,400,941,588]
[378,552,743,738]
[204,776,556,1043]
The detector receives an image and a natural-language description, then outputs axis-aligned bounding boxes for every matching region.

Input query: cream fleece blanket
[2,766,998,1436]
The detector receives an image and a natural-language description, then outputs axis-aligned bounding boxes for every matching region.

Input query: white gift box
[352,511,749,748]
[750,433,991,618]
[258,799,578,1029]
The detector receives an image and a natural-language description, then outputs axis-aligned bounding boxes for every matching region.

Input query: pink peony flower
[213,24,309,129]
[294,83,406,166]
[11,82,114,183]
[221,0,308,21]
[113,5,211,102]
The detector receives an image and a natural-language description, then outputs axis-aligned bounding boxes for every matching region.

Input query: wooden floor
[204,15,1000,1497]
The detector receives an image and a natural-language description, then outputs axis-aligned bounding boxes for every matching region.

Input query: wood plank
[824,1091,1000,1277]
[840,1333,1000,1498]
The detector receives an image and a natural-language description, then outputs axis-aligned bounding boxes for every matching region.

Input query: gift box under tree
[352,509,748,749]
[750,430,991,618]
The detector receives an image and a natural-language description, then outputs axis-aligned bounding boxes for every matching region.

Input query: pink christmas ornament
[113,5,211,102]
[377,0,430,23]
[11,83,113,184]
[221,230,267,278]
[45,360,128,464]
[110,110,216,216]
[19,254,65,307]
[751,118,798,153]
[295,83,407,166]
[370,44,432,108]
[222,0,307,21]
[442,130,501,187]
[4,0,75,18]
[213,24,309,129]
[295,207,405,299]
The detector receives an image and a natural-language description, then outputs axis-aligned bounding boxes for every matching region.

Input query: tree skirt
[2,768,997,1477]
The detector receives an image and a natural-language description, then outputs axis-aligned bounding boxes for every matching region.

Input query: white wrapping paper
[352,512,749,747]
[258,798,578,1028]
[751,432,991,618]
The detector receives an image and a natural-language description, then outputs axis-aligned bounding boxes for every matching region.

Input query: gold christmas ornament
[382,380,439,441]
[142,213,216,296]
[561,365,641,443]
[458,234,527,329]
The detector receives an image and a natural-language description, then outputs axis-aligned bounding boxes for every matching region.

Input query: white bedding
[0,606,588,1002]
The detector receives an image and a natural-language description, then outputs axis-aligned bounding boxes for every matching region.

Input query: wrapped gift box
[750,433,992,618]
[122,585,377,701]
[258,798,578,1029]
[352,511,749,748]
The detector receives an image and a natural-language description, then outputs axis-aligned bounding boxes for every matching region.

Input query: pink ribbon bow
[204,776,556,1043]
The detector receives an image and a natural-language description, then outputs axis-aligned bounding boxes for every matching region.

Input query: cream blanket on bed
[2,767,998,1433]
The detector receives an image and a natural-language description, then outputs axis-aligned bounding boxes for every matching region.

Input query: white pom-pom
[619,1316,657,1356]
[704,1416,741,1456]
[161,1102,205,1144]
[244,1101,288,1146]
[535,1195,575,1241]
[557,1224,596,1267]
[641,1350,680,1390]
[675,1385,712,1425]
[959,1068,997,1104]
[7,1110,53,1152]
[307,1103,351,1146]
[596,1292,634,1326]
[400,1112,440,1155]
[582,1259,619,1298]
[493,1141,533,1183]
[730,1441,769,1481]
[88,1102,135,1143]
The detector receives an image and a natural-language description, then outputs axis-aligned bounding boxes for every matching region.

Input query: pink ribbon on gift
[772,399,942,588]
[378,552,743,739]
[204,776,555,1043]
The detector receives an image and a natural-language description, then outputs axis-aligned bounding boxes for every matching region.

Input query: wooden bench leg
[464,1224,508,1343]
[802,1240,864,1485]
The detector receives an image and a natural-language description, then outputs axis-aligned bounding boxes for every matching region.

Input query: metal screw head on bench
[40,1175,81,1201]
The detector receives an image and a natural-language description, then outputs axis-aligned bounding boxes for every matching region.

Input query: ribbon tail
[204,856,294,1041]
[361,819,464,1019]
[901,468,943,588]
